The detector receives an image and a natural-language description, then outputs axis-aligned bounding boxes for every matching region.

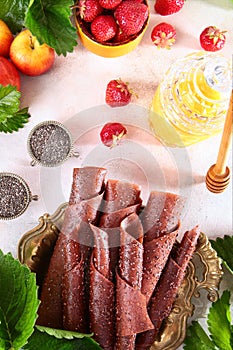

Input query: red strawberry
[105,79,133,107]
[100,122,127,147]
[91,15,118,42]
[200,26,226,52]
[154,0,184,15]
[114,1,149,36]
[151,22,176,49]
[113,28,131,43]
[99,0,122,10]
[77,0,103,22]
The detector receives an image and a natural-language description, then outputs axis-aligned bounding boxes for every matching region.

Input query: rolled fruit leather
[88,179,143,349]
[89,225,115,350]
[98,179,142,281]
[140,191,183,303]
[116,213,154,350]
[136,226,200,349]
[37,167,106,330]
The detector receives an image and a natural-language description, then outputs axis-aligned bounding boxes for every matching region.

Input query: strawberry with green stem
[200,26,226,52]
[151,22,176,49]
[75,0,103,22]
[105,79,136,107]
[100,122,127,148]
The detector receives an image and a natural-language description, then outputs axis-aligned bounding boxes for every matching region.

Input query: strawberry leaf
[183,321,217,350]
[24,0,78,56]
[0,0,30,33]
[231,327,233,349]
[0,85,30,133]
[0,250,39,350]
[210,235,233,274]
[22,328,103,350]
[36,325,93,339]
[184,291,233,350]
[207,290,232,350]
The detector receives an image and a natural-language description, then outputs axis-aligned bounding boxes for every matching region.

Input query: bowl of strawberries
[74,0,149,58]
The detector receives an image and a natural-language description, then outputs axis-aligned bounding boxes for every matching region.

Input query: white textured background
[0,1,232,348]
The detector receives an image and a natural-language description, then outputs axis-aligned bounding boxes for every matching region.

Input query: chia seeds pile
[0,175,30,219]
[29,123,72,166]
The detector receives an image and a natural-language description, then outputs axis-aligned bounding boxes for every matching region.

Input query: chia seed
[0,174,30,219]
[29,123,72,166]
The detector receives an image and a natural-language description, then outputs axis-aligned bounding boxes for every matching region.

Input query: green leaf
[231,325,233,348]
[0,85,30,133]
[36,325,93,339]
[0,84,20,115]
[22,328,103,350]
[207,290,232,350]
[184,291,233,350]
[183,320,217,350]
[0,250,39,350]
[24,0,78,56]
[210,235,233,274]
[0,0,30,33]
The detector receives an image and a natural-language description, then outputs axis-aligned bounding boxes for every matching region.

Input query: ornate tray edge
[18,202,68,271]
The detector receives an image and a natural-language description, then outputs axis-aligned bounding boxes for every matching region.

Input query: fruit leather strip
[136,226,200,349]
[62,193,105,236]
[89,225,115,350]
[140,191,182,242]
[37,198,103,328]
[116,272,154,338]
[37,167,106,329]
[89,260,115,350]
[135,258,185,350]
[118,213,144,288]
[100,204,141,281]
[173,226,200,267]
[62,237,87,332]
[101,179,142,213]
[63,166,106,277]
[37,231,66,328]
[62,191,110,331]
[141,223,180,303]
[63,192,105,267]
[116,213,150,350]
[99,203,141,228]
[91,224,111,280]
[62,222,98,332]
[99,179,142,281]
[69,167,106,204]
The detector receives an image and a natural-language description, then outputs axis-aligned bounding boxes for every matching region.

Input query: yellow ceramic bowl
[75,2,149,58]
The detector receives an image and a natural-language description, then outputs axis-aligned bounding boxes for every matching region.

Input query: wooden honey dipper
[206,90,232,193]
